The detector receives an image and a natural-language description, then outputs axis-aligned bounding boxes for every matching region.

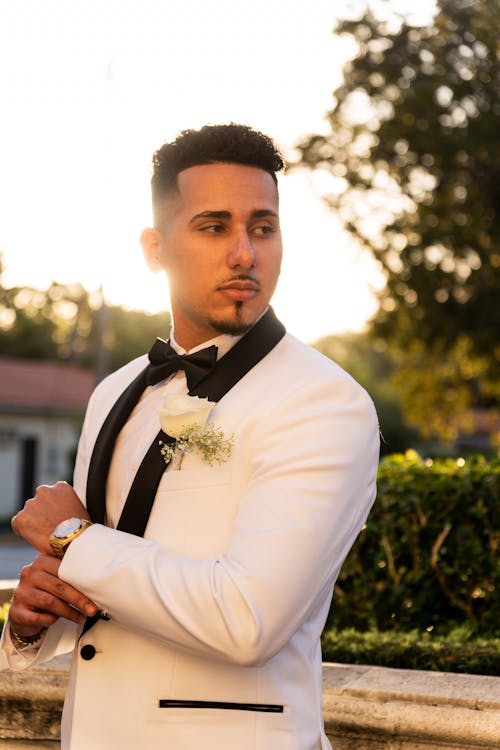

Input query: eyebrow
[189,209,279,224]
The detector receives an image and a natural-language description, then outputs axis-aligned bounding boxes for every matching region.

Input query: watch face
[54,517,81,538]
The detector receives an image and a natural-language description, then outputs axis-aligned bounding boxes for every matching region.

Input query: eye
[252,223,277,236]
[200,223,226,233]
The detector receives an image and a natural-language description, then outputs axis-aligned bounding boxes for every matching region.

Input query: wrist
[10,625,48,650]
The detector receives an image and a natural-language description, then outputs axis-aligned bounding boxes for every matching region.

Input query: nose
[227,229,255,269]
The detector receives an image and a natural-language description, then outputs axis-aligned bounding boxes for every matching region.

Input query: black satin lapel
[115,308,286,538]
[86,366,149,524]
[115,430,174,535]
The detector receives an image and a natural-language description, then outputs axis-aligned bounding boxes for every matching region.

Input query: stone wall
[1,661,499,748]
[323,663,500,749]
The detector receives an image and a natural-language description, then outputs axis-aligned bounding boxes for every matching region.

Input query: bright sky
[0,0,435,342]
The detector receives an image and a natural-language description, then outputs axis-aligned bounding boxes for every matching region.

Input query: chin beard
[209,302,254,336]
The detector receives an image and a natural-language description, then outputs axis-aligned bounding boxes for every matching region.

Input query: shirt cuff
[0,620,45,670]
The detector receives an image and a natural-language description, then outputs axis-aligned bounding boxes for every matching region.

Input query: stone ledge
[0,743,59,748]
[0,661,499,748]
[0,669,68,741]
[323,663,500,749]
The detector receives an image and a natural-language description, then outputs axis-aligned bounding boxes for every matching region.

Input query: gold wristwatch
[49,517,93,558]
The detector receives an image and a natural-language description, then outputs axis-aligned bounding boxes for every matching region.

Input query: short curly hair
[151,123,284,214]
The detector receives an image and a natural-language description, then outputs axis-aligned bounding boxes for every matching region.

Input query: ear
[140,227,163,273]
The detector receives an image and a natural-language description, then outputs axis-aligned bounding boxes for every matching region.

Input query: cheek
[177,261,215,302]
[166,251,200,285]
[262,249,282,284]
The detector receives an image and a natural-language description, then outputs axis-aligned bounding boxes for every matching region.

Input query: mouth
[218,279,261,302]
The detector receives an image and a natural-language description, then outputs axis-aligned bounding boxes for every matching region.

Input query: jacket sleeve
[58,373,379,667]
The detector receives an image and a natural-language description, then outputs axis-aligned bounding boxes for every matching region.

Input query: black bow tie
[147,339,218,390]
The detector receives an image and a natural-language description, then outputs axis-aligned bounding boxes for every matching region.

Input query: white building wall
[0,425,20,519]
[0,414,82,521]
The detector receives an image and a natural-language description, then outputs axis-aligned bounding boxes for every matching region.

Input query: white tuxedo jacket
[1,331,379,750]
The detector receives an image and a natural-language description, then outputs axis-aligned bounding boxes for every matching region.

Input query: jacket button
[80,644,96,660]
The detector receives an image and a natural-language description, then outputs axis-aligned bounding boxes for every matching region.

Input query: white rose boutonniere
[158,394,233,468]
[159,394,215,438]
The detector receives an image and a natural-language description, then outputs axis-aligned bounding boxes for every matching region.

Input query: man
[1,124,379,749]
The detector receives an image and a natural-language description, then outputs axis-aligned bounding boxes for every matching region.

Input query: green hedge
[321,626,500,675]
[330,452,500,636]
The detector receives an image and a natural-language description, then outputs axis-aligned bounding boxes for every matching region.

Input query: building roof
[0,358,96,414]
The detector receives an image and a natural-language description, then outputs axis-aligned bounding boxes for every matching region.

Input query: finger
[11,579,93,630]
[9,601,65,633]
[14,588,88,626]
[11,511,21,535]
[21,570,98,617]
[46,574,98,617]
[23,554,61,578]
[19,559,98,617]
[9,583,68,635]
[8,588,57,634]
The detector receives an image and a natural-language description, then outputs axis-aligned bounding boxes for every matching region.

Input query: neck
[170,329,218,352]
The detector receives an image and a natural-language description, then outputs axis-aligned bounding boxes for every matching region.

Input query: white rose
[158,394,216,438]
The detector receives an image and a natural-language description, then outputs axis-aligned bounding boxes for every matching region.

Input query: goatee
[209,302,253,336]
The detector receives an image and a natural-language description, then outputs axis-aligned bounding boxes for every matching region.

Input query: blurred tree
[0,256,170,374]
[104,305,170,374]
[295,0,500,444]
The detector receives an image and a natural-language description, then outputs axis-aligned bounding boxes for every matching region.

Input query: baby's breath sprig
[159,424,233,468]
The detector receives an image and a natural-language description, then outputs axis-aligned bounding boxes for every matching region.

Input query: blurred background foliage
[1,1,499,669]
[314,332,419,456]
[295,0,500,449]
[0,256,170,377]
[1,0,499,456]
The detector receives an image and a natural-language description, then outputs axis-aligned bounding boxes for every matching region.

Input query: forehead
[172,163,279,214]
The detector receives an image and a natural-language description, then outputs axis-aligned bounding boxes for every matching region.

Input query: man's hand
[11,481,90,555]
[8,554,98,638]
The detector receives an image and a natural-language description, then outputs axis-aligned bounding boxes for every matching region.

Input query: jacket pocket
[159,699,283,713]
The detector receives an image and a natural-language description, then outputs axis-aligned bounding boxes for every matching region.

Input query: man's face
[150,162,282,349]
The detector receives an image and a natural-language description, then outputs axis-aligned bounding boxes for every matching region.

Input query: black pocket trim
[159,699,283,713]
